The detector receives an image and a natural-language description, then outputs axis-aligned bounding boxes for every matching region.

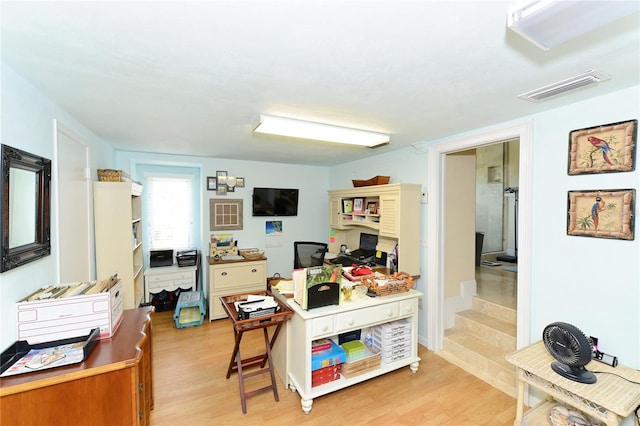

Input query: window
[145,174,194,250]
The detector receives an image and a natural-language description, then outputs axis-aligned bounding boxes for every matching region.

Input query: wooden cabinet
[328,184,421,276]
[507,342,640,426]
[0,307,154,426]
[208,258,266,320]
[273,289,421,413]
[144,264,198,303]
[94,182,144,310]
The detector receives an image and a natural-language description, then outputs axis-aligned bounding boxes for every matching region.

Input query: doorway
[425,122,532,351]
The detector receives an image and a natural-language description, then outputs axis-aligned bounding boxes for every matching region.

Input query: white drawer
[212,262,265,290]
[147,271,192,283]
[399,298,417,317]
[336,302,399,332]
[311,316,335,338]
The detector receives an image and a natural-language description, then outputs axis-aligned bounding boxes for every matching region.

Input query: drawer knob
[322,325,329,332]
[251,268,257,273]
[348,319,354,326]
[386,310,393,317]
[221,272,228,276]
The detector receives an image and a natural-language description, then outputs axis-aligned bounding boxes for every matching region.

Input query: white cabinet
[273,289,421,413]
[94,182,144,310]
[143,264,198,303]
[208,258,266,320]
[328,184,421,276]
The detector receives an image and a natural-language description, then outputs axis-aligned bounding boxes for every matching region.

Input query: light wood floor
[150,310,516,425]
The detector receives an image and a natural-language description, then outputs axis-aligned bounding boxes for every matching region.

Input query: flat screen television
[252,187,299,216]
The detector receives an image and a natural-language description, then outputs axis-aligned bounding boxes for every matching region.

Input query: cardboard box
[16,280,124,344]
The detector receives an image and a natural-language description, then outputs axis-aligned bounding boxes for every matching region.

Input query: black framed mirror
[1,144,51,272]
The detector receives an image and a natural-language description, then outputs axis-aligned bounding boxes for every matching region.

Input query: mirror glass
[1,144,51,273]
[9,167,37,247]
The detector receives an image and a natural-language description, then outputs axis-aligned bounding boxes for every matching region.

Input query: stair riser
[472,297,516,325]
[455,315,516,352]
[441,339,516,398]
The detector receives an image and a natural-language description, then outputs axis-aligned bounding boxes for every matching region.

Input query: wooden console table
[506,341,640,426]
[1,307,154,426]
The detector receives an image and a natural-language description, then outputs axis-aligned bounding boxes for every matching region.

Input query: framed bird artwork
[568,119,637,175]
[567,189,635,240]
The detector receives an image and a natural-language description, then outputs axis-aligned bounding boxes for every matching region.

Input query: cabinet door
[379,194,399,237]
[329,197,346,229]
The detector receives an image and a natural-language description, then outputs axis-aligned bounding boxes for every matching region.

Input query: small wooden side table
[506,341,640,426]
[220,290,293,414]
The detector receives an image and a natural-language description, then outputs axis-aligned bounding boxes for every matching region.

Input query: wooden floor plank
[150,310,516,425]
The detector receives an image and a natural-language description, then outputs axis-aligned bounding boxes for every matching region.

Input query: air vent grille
[518,70,610,102]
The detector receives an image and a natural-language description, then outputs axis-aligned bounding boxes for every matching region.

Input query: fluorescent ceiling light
[507,0,640,50]
[254,115,390,148]
[518,70,610,102]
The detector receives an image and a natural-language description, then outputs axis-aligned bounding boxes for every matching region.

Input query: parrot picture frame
[567,189,635,240]
[568,119,637,175]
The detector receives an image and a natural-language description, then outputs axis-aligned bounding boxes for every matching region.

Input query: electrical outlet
[418,298,423,310]
[421,192,428,204]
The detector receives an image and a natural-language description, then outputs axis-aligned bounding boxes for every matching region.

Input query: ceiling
[2,1,639,166]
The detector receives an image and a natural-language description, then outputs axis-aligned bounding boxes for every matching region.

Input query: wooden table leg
[262,327,279,402]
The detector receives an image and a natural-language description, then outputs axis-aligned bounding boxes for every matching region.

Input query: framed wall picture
[216,184,227,196]
[366,201,378,214]
[206,176,217,191]
[210,198,243,230]
[353,198,364,213]
[236,177,245,188]
[567,189,635,240]
[216,170,228,185]
[568,119,637,175]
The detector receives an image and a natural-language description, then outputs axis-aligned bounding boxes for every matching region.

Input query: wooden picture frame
[567,189,635,240]
[210,198,243,231]
[366,201,378,214]
[353,198,364,213]
[206,176,217,191]
[568,119,637,175]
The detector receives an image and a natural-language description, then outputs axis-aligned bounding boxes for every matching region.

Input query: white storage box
[16,279,124,344]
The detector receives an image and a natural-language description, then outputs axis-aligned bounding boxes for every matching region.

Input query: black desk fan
[542,322,596,384]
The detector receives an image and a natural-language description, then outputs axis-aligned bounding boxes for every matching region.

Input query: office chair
[294,241,328,269]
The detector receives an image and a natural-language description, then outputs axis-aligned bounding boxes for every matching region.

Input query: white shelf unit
[273,289,421,414]
[94,181,144,310]
[328,183,421,276]
[144,264,198,304]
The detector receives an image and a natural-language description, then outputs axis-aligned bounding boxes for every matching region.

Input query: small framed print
[343,199,353,213]
[206,176,217,191]
[236,177,245,188]
[353,198,364,213]
[216,183,227,196]
[568,119,637,175]
[216,170,228,185]
[567,189,635,240]
[366,201,378,214]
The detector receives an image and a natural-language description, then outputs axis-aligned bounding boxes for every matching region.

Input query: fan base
[550,361,596,384]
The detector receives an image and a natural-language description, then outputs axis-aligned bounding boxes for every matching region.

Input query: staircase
[437,296,517,397]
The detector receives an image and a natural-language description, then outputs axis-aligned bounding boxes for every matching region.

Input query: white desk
[143,264,198,303]
[272,289,421,414]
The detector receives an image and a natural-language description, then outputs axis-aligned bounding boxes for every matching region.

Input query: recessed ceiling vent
[518,70,610,102]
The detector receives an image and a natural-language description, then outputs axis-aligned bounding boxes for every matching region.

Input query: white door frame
[426,121,533,351]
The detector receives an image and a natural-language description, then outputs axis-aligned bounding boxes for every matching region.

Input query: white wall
[0,63,115,349]
[115,151,330,285]
[529,86,639,367]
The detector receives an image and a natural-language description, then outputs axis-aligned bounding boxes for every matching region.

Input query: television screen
[252,188,299,216]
